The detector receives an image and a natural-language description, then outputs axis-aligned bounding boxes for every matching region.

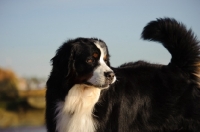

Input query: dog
[46,18,200,132]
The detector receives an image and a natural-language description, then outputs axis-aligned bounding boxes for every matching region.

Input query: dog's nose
[104,71,115,81]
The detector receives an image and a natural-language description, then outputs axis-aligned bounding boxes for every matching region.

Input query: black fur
[46,38,110,131]
[46,18,200,132]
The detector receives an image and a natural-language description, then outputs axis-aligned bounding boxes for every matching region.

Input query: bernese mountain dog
[46,18,200,132]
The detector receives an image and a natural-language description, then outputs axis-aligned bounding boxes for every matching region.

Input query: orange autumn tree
[0,68,18,100]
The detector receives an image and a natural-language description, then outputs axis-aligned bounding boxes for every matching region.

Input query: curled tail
[141,18,200,80]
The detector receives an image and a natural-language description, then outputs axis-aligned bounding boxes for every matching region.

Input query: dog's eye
[86,58,94,64]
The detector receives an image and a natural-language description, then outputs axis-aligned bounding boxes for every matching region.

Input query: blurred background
[0,0,200,131]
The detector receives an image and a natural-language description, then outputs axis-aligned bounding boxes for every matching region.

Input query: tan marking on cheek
[75,72,93,83]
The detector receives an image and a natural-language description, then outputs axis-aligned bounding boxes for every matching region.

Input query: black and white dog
[46,18,200,132]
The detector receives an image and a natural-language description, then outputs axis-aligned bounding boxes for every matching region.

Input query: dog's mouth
[84,82,111,89]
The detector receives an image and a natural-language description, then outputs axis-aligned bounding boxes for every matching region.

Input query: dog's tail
[141,17,200,80]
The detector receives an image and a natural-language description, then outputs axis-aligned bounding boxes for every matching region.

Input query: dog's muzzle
[104,71,115,85]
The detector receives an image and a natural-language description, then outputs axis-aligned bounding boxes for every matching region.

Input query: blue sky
[0,0,200,78]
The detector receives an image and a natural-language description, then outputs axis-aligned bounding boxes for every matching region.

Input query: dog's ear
[51,43,77,78]
[66,47,77,78]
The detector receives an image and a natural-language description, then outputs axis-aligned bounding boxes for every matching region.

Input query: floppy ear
[51,43,77,78]
[66,47,76,77]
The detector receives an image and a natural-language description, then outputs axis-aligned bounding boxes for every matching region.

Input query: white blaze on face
[87,41,116,87]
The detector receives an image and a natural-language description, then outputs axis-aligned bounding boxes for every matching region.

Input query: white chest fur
[55,84,101,132]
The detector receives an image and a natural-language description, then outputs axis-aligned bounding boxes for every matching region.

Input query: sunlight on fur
[56,84,101,132]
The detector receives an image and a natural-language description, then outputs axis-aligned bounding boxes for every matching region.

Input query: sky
[0,0,200,78]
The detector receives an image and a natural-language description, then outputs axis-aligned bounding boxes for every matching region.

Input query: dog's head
[51,38,116,89]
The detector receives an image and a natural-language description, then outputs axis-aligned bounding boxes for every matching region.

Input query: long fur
[55,84,100,132]
[46,18,200,132]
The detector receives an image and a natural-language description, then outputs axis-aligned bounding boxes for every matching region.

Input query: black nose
[104,71,115,81]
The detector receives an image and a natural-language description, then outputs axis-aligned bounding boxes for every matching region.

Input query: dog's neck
[56,84,101,132]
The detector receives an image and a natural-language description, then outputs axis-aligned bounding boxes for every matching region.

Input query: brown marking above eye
[93,53,99,58]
